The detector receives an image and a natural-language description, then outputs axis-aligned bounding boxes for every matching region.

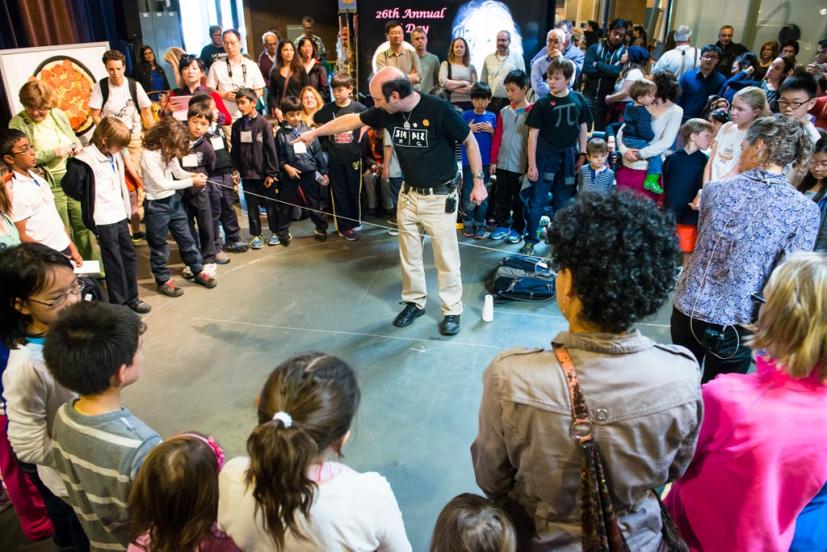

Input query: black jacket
[230,114,278,180]
[62,154,129,234]
[275,123,327,177]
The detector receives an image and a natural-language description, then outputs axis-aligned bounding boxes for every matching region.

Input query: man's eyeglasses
[701,55,719,61]
[778,99,810,110]
[28,280,82,309]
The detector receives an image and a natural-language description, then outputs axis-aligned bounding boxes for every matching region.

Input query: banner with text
[356,0,550,90]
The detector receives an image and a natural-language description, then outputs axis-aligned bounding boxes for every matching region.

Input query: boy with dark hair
[189,94,247,254]
[490,69,531,243]
[523,58,591,255]
[578,138,615,196]
[276,95,329,241]
[778,73,820,143]
[621,78,662,193]
[461,82,496,239]
[314,73,367,240]
[44,301,161,549]
[230,87,279,249]
[181,103,219,277]
[664,118,713,264]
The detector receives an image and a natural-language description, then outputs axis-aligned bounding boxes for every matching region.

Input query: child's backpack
[486,255,556,302]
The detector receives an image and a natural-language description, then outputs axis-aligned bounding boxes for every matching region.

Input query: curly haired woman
[472,192,703,550]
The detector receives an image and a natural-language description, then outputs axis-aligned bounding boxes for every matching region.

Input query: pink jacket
[665,356,827,551]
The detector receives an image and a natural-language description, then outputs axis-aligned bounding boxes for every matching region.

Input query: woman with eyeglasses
[798,136,827,251]
[666,251,827,551]
[0,243,88,549]
[671,116,821,384]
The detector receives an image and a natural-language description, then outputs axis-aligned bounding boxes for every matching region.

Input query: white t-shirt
[217,457,412,552]
[710,122,747,182]
[206,57,266,121]
[614,67,645,94]
[10,170,70,251]
[88,79,152,134]
[76,145,129,226]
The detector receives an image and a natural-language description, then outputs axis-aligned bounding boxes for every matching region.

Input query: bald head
[369,67,412,112]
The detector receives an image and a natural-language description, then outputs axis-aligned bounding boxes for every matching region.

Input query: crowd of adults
[0,9,826,552]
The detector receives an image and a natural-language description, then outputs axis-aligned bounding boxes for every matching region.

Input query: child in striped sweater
[577,138,615,196]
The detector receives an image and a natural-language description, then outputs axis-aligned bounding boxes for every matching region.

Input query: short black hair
[701,44,722,58]
[178,54,204,73]
[470,82,492,100]
[0,243,73,348]
[188,93,213,107]
[546,192,680,333]
[44,302,146,396]
[384,20,403,34]
[0,128,27,162]
[503,69,528,88]
[380,77,413,101]
[608,19,628,31]
[279,95,302,114]
[781,40,800,56]
[222,28,241,41]
[779,73,818,100]
[235,87,257,103]
[734,52,758,71]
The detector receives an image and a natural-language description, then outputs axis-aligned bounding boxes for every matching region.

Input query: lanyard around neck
[226,59,247,86]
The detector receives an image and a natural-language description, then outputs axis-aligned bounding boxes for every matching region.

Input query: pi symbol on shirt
[553,104,577,127]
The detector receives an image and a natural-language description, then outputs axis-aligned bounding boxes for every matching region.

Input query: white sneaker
[203,263,217,278]
[182,266,194,279]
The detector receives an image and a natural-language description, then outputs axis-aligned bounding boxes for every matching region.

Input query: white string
[206,177,544,259]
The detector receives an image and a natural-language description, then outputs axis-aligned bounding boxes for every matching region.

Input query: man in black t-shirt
[295,67,488,336]
[200,25,227,73]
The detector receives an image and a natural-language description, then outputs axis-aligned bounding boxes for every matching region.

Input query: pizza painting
[34,56,96,136]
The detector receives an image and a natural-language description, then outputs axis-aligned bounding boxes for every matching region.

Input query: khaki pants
[127,133,143,177]
[397,188,462,315]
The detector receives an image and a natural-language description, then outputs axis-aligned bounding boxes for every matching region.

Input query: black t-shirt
[360,93,470,188]
[314,101,367,164]
[526,91,592,153]
[663,149,708,225]
[200,44,227,72]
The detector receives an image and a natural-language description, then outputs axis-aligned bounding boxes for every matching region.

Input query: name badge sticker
[210,136,225,150]
[240,130,253,143]
[293,142,308,154]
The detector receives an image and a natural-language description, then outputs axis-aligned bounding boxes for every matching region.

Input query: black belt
[403,182,456,195]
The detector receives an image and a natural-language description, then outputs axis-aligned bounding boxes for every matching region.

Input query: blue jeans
[521,170,576,245]
[623,136,662,176]
[461,164,490,227]
[144,195,204,284]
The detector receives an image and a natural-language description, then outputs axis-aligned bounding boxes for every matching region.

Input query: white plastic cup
[482,294,494,322]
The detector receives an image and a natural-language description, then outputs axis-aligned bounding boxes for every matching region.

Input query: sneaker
[182,266,194,279]
[250,236,264,250]
[129,301,152,314]
[313,228,327,241]
[506,230,523,244]
[157,279,183,297]
[339,229,359,241]
[353,224,363,231]
[474,227,486,240]
[267,234,281,246]
[203,263,217,278]
[462,223,475,238]
[215,251,231,264]
[193,272,217,289]
[519,243,535,256]
[225,242,249,253]
[387,228,399,236]
[279,233,292,246]
[489,226,510,240]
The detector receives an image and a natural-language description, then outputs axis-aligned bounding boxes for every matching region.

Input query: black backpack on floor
[486,255,556,302]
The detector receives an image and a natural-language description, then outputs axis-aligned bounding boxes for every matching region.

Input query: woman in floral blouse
[671,116,820,383]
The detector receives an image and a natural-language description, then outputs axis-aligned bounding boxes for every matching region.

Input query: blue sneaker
[506,230,523,244]
[267,234,281,246]
[250,236,264,249]
[489,226,510,240]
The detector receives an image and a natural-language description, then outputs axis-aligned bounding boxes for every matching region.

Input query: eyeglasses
[701,55,719,61]
[811,161,827,169]
[11,144,34,155]
[28,279,82,309]
[778,99,809,109]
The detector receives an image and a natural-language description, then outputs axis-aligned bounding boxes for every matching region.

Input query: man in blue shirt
[529,20,584,73]
[678,44,726,121]
[531,29,574,98]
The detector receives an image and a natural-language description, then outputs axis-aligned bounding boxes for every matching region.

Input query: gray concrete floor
[124,213,673,551]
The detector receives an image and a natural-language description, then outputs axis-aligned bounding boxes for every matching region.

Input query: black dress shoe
[393,302,425,327]
[439,315,461,336]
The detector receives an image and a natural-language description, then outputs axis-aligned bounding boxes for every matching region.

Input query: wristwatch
[474,170,485,179]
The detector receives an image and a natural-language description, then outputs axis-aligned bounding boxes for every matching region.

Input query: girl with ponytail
[217,352,412,551]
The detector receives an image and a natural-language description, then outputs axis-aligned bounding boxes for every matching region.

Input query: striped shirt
[51,400,161,551]
[578,164,615,195]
